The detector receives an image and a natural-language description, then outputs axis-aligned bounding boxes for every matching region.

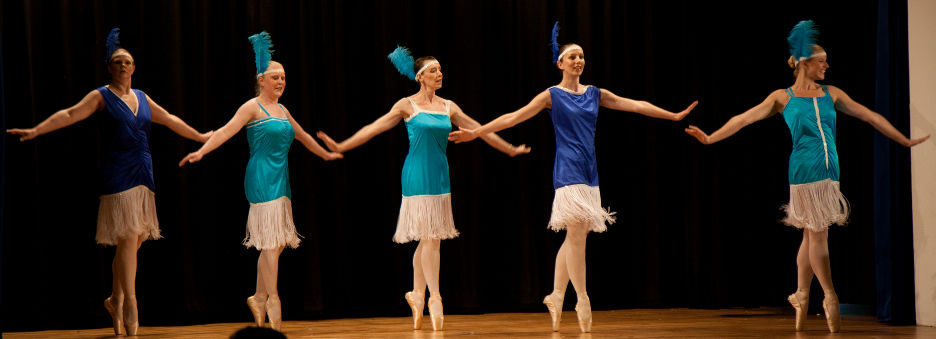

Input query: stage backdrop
[909,0,936,328]
[0,0,917,331]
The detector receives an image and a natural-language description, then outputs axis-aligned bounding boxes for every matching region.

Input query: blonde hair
[788,45,824,76]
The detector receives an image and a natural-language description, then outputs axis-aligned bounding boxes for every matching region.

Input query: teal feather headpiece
[105,28,121,64]
[787,20,819,63]
[248,31,275,75]
[387,45,417,81]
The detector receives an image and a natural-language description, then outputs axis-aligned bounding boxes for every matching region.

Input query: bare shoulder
[391,98,414,117]
[236,98,265,120]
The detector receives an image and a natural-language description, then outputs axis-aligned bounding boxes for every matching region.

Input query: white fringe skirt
[782,179,850,232]
[393,193,459,243]
[243,196,301,250]
[96,185,162,246]
[548,184,616,233]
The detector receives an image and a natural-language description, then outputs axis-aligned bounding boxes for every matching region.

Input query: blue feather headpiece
[105,28,122,63]
[248,31,275,75]
[551,22,561,63]
[787,20,819,63]
[387,45,417,81]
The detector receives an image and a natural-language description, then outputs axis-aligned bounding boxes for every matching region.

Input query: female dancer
[316,46,529,331]
[684,20,929,333]
[179,32,342,331]
[448,23,697,333]
[6,28,212,336]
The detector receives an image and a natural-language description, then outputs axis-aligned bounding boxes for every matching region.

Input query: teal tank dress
[243,100,301,249]
[780,85,849,231]
[392,98,459,243]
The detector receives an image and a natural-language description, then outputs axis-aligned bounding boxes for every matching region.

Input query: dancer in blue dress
[316,46,529,331]
[179,32,342,331]
[6,28,211,336]
[684,20,929,333]
[449,23,697,333]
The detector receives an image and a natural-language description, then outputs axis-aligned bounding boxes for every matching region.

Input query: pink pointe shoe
[428,295,444,331]
[543,293,564,332]
[104,297,124,336]
[247,295,266,327]
[405,291,425,329]
[575,295,592,333]
[787,292,809,331]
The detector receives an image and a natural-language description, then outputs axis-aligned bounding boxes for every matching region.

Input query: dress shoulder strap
[256,100,272,117]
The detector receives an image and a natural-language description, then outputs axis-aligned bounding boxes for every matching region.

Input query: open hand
[199,130,215,143]
[179,151,203,167]
[7,128,39,142]
[673,101,699,121]
[511,144,532,157]
[448,127,479,143]
[906,134,931,147]
[684,125,712,144]
[316,131,342,153]
[323,152,344,161]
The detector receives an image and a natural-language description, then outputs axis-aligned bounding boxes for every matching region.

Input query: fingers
[909,134,931,147]
[685,100,699,112]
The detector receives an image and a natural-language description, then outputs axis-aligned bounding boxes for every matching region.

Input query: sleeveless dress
[242,101,301,249]
[546,86,615,233]
[95,86,162,245]
[392,98,459,243]
[780,86,849,231]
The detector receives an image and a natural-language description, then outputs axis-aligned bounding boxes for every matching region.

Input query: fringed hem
[548,184,616,233]
[96,185,161,246]
[782,179,849,232]
[244,196,301,250]
[393,193,459,243]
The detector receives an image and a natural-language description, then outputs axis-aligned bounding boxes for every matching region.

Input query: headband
[415,60,438,78]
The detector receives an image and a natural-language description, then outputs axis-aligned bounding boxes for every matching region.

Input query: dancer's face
[107,50,135,80]
[258,61,286,98]
[557,45,585,76]
[802,50,828,81]
[418,60,443,90]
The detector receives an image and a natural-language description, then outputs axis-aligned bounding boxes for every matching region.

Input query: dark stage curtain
[872,0,915,325]
[0,0,914,331]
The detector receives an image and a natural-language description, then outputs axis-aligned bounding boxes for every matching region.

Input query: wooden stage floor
[6,308,936,338]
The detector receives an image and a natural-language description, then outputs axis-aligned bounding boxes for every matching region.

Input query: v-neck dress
[94,86,162,245]
[545,86,616,233]
[392,98,459,243]
[780,86,849,231]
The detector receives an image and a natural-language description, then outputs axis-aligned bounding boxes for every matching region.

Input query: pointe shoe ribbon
[405,291,425,330]
[543,293,564,332]
[787,292,808,331]
[575,296,592,333]
[104,297,124,336]
[428,296,444,331]
[823,295,841,333]
[266,295,283,331]
[247,296,267,327]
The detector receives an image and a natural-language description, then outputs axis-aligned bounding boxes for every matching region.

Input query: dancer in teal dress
[7,28,211,336]
[684,20,929,333]
[317,46,529,331]
[180,32,342,331]
[449,23,697,333]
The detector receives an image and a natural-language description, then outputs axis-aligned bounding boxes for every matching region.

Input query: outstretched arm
[282,107,342,161]
[148,95,212,143]
[449,102,530,157]
[599,88,697,121]
[830,86,930,147]
[316,99,407,153]
[6,90,103,141]
[179,101,255,166]
[685,90,785,145]
[448,90,549,143]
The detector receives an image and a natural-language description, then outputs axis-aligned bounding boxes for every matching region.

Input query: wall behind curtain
[0,0,910,331]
